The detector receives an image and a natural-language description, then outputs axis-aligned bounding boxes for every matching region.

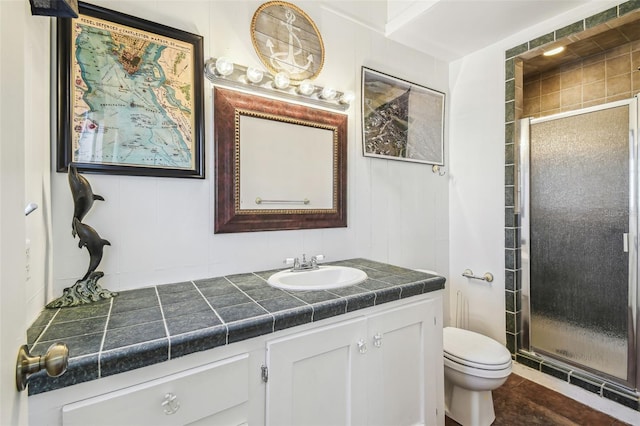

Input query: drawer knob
[162,392,180,415]
[357,339,367,354]
[373,333,383,348]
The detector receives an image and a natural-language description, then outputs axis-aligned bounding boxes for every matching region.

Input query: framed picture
[250,1,324,83]
[361,67,445,165]
[56,2,205,178]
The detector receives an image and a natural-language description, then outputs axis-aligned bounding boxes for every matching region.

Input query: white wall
[24,5,53,323]
[448,0,620,342]
[44,1,449,311]
[448,46,506,337]
[1,1,50,423]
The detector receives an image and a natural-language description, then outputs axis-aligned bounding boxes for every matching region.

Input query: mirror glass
[238,114,334,211]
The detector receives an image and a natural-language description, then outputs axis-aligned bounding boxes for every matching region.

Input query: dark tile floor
[445,374,630,426]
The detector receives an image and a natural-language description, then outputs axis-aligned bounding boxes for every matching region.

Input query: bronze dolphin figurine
[73,218,110,281]
[69,164,104,237]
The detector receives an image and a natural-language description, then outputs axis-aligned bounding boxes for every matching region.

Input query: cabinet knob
[162,392,180,415]
[357,339,367,354]
[373,333,383,348]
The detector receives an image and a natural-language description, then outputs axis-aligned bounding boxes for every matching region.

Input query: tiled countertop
[27,258,445,395]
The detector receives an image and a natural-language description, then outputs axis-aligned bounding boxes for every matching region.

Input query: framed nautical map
[56,2,205,178]
[361,67,445,166]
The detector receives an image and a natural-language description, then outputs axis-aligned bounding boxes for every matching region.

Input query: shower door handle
[623,233,629,253]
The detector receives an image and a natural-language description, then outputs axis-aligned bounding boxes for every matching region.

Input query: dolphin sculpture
[73,218,110,281]
[68,164,104,237]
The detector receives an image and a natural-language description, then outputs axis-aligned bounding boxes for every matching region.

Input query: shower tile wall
[523,41,640,118]
[504,0,640,412]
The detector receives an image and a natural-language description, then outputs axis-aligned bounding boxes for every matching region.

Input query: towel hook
[432,165,446,176]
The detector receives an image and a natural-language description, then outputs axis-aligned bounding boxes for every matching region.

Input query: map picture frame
[361,67,445,166]
[56,2,205,178]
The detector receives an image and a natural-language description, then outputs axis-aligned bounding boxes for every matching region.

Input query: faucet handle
[284,257,301,270]
[311,254,324,268]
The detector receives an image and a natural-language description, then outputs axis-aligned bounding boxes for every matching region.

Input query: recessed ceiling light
[543,46,565,56]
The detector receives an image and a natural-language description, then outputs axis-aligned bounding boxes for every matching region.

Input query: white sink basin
[267,266,368,291]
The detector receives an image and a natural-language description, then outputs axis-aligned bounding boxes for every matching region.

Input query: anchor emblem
[266,8,313,77]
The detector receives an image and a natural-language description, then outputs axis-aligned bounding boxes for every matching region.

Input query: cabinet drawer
[63,353,249,426]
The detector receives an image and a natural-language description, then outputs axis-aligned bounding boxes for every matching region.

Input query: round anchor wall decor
[251,1,324,83]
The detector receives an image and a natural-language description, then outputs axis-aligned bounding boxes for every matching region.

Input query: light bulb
[298,79,315,96]
[246,67,264,84]
[543,46,565,56]
[320,87,336,100]
[340,91,355,104]
[215,57,234,77]
[273,71,290,89]
[205,60,217,78]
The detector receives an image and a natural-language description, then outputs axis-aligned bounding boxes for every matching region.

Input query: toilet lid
[443,327,512,369]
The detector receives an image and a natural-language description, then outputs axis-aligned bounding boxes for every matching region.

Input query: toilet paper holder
[462,269,494,283]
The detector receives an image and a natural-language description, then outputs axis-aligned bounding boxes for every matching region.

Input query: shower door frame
[519,97,639,390]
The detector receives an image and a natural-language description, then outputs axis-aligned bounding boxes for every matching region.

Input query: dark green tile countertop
[27,258,445,395]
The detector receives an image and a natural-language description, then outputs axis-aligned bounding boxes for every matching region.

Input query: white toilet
[443,326,512,426]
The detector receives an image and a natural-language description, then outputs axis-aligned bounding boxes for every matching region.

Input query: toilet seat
[444,352,512,371]
[443,327,512,371]
[444,355,511,379]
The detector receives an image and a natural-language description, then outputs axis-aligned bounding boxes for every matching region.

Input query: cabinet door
[62,353,250,426]
[266,317,368,426]
[366,298,444,426]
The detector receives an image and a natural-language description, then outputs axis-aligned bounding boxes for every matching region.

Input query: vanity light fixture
[543,46,565,56]
[246,67,264,84]
[340,91,355,105]
[320,87,337,100]
[29,0,78,17]
[273,71,291,90]
[204,57,352,111]
[214,57,234,76]
[298,79,315,96]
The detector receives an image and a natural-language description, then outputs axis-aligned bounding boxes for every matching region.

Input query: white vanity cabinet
[29,292,444,426]
[366,298,444,426]
[29,339,265,426]
[265,297,444,426]
[62,353,251,426]
[265,317,369,425]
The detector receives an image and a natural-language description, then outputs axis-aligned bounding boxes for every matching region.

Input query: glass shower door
[522,99,636,385]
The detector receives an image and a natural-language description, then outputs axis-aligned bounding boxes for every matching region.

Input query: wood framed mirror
[214,87,347,233]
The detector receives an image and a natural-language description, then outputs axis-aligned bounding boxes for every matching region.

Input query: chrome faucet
[289,254,324,271]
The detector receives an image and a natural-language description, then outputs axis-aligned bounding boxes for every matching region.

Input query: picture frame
[361,67,445,165]
[214,87,347,233]
[56,2,205,178]
[250,1,324,83]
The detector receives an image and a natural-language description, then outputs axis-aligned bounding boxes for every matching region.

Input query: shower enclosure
[519,98,639,389]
